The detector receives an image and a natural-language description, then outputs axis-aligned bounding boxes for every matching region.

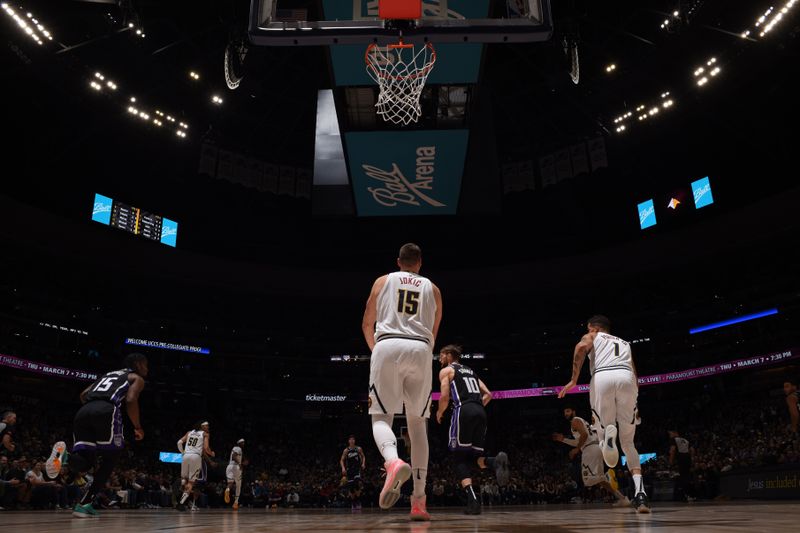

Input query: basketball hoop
[365,39,436,126]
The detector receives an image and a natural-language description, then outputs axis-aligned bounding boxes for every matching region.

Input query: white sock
[407,416,429,498]
[633,474,645,495]
[180,492,189,504]
[371,414,399,463]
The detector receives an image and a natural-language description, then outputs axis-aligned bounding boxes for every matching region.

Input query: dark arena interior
[1,0,800,531]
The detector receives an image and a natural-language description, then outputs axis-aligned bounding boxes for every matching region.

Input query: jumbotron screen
[92,193,178,247]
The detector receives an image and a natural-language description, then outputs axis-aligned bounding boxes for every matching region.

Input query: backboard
[249,0,552,46]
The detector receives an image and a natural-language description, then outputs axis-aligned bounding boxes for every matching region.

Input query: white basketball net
[365,41,436,126]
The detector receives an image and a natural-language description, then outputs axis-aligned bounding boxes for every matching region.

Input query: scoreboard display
[92,193,178,247]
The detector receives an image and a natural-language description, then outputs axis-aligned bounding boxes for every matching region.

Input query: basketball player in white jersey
[176,421,214,511]
[362,243,442,521]
[558,315,650,513]
[552,407,629,506]
[224,439,245,510]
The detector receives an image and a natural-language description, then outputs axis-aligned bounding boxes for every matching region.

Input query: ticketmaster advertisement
[345,130,468,216]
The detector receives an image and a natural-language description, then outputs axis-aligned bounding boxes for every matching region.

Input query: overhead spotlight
[673,10,679,17]
[694,67,704,77]
[211,95,223,105]
[130,97,136,102]
[663,99,674,108]
[605,63,616,73]
[90,81,102,91]
[707,57,717,66]
[710,66,721,76]
[135,29,141,35]
[128,22,134,28]
[189,71,200,80]
[649,107,659,116]
[697,77,708,86]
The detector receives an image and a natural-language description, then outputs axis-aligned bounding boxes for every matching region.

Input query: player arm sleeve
[562,437,579,447]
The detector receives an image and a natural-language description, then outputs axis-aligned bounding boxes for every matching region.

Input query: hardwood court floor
[1,502,797,532]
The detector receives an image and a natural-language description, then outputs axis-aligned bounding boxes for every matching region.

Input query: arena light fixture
[3,3,50,45]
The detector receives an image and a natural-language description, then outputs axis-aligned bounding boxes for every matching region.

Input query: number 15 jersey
[589,332,633,375]
[375,271,436,346]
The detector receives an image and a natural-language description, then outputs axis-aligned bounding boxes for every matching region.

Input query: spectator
[286,486,300,507]
[0,412,16,457]
[26,461,62,509]
[784,380,799,434]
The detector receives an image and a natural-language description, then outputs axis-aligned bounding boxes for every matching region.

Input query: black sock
[464,485,478,502]
[484,457,496,469]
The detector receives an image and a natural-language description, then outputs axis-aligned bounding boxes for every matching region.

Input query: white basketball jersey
[374,271,437,345]
[184,430,204,456]
[229,446,242,465]
[571,416,599,450]
[589,332,633,375]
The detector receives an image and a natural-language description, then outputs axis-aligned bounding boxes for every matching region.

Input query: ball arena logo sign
[346,130,468,216]
[362,147,444,208]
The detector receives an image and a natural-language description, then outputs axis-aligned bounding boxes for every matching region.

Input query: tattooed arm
[557,333,595,399]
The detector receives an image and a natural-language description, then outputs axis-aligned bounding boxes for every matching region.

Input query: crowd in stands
[2,380,798,512]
